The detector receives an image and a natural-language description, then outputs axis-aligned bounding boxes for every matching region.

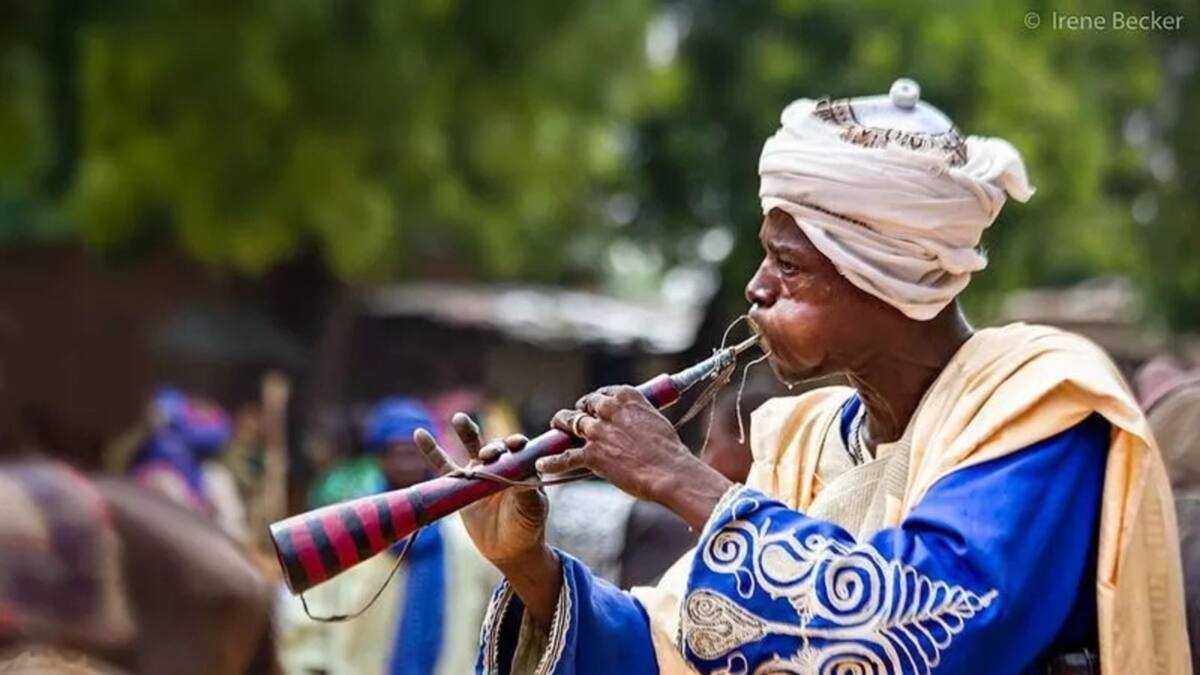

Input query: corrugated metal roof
[361,276,715,354]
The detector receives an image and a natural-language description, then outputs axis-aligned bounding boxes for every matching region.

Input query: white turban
[759,96,1034,320]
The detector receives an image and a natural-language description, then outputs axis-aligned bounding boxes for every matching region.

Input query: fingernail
[535,458,550,472]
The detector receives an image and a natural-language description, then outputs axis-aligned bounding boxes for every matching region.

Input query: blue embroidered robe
[476,411,1109,674]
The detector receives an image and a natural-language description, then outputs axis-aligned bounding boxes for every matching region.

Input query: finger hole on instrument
[452,412,483,458]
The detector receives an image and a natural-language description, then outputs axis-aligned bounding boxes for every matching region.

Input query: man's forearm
[654,454,734,531]
[498,545,563,627]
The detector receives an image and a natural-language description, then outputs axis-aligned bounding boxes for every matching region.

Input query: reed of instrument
[269,335,759,595]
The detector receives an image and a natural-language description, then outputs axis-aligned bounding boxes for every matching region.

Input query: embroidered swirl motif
[686,489,998,674]
[683,591,769,660]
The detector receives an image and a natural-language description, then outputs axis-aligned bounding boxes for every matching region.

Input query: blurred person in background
[275,396,499,675]
[224,372,292,568]
[124,388,248,542]
[1140,360,1200,673]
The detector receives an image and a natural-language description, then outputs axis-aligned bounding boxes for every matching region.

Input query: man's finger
[551,409,597,439]
[535,447,587,474]
[478,440,506,463]
[413,428,456,475]
[575,392,600,412]
[511,486,549,524]
[504,434,529,452]
[452,412,484,459]
[551,408,577,434]
[610,385,645,403]
[592,395,620,421]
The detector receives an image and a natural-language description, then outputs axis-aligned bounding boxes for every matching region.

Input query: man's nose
[745,264,776,307]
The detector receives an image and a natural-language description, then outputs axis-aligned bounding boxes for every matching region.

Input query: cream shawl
[633,322,1190,674]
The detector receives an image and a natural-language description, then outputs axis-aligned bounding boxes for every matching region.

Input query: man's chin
[767,357,817,387]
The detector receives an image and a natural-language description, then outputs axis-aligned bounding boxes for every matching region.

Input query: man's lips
[746,313,773,356]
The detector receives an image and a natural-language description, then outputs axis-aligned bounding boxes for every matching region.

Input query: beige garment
[202,461,249,543]
[633,322,1190,674]
[276,514,501,675]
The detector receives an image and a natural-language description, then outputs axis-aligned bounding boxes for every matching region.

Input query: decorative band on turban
[758,79,1035,320]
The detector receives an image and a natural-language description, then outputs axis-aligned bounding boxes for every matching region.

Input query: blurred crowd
[1,353,1198,674]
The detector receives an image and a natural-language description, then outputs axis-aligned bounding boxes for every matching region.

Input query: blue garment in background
[129,432,209,505]
[365,397,435,452]
[389,521,446,675]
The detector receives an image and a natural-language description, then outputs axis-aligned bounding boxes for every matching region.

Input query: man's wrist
[497,544,559,585]
[498,544,563,627]
[654,451,734,530]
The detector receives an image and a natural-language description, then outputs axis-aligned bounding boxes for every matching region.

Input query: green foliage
[69,0,656,280]
[1,0,1196,328]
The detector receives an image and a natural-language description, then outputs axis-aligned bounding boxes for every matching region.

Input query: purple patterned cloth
[0,462,132,648]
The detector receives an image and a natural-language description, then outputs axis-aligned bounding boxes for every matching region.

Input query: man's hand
[540,385,734,529]
[413,414,547,566]
[412,414,562,626]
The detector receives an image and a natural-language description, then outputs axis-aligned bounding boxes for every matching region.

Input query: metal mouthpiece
[730,334,760,357]
[669,333,761,393]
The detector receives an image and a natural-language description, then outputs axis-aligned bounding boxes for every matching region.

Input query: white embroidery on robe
[684,488,998,674]
[535,567,574,675]
[480,581,516,674]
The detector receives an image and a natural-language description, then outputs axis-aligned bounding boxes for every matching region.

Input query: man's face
[380,440,429,489]
[745,209,887,384]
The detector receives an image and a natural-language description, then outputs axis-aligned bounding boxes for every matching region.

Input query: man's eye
[777,259,799,275]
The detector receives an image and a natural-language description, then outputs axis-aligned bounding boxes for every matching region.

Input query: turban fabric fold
[759,97,1034,320]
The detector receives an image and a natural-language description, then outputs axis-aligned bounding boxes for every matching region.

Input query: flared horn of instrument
[270,335,758,594]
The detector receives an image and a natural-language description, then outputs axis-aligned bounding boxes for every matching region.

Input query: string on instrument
[681,312,768,453]
[734,349,772,444]
[300,527,419,622]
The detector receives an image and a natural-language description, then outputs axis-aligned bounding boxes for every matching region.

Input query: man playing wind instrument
[416,79,1190,674]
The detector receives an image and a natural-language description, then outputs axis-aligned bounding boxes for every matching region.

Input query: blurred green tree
[63,0,658,281]
[1,0,1195,328]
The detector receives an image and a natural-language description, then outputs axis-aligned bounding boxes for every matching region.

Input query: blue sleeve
[683,414,1108,675]
[476,551,659,675]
